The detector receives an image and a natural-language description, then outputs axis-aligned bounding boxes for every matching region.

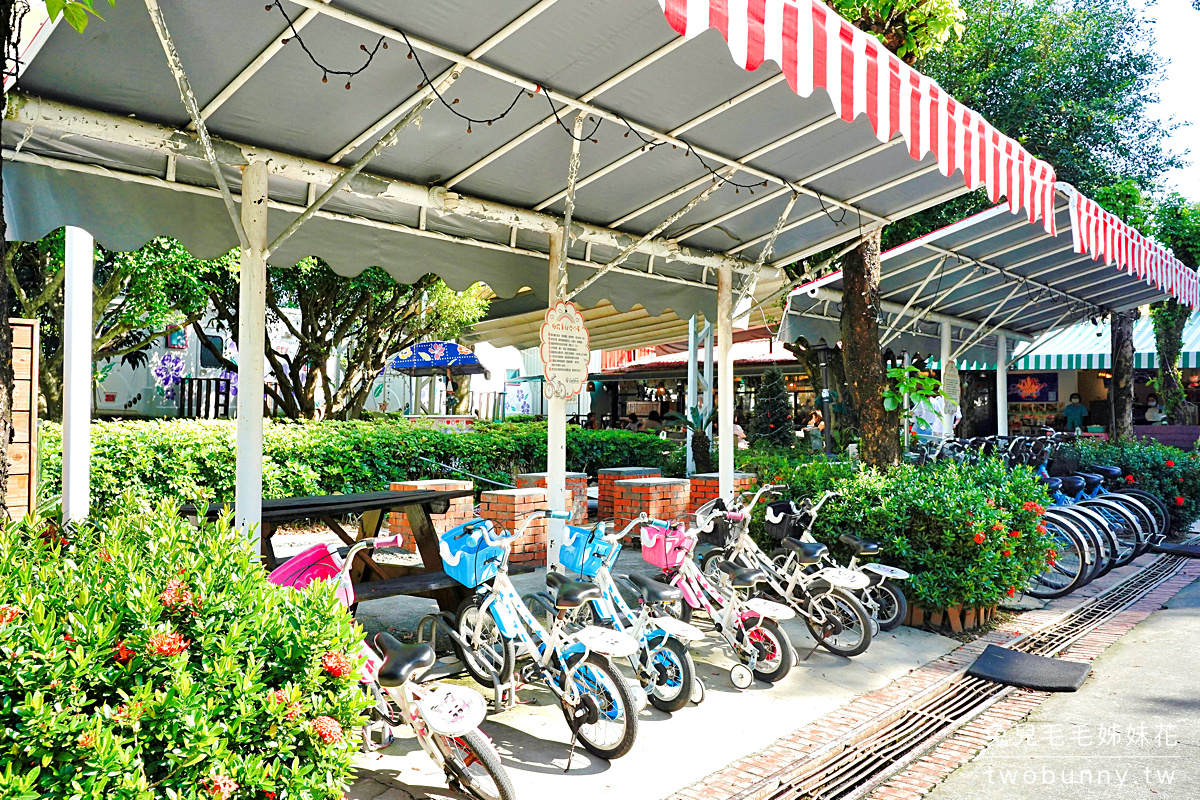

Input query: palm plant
[665,408,715,474]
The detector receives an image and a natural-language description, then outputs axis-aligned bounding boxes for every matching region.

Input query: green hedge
[38,419,679,509]
[744,458,1053,610]
[1065,437,1200,532]
[0,507,368,800]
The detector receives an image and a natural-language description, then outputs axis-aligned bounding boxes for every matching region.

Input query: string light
[267,0,384,90]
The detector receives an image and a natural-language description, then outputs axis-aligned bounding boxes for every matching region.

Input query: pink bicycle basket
[640,523,692,570]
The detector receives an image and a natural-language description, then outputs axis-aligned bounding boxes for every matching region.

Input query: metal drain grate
[747,552,1193,800]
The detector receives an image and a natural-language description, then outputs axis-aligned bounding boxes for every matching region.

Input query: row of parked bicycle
[912,431,1174,599]
[269,483,911,800]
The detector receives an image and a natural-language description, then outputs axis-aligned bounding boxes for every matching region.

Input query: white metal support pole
[686,316,698,473]
[62,227,94,523]
[236,161,269,536]
[546,228,568,572]
[939,322,953,434]
[717,264,735,501]
[996,334,1008,437]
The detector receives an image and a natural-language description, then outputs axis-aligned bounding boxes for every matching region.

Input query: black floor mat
[966,644,1090,692]
[1148,542,1200,558]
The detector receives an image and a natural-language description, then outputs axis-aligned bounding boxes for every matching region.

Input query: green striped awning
[1009,313,1200,371]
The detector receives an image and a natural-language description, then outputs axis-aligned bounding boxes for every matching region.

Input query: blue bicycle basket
[439,519,505,588]
[559,523,619,579]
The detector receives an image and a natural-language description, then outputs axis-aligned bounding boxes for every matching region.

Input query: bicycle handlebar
[475,508,569,546]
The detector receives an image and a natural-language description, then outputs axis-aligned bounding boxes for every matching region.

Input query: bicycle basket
[559,523,619,579]
[266,543,354,607]
[439,520,505,588]
[641,523,692,569]
[764,500,813,541]
[697,515,736,548]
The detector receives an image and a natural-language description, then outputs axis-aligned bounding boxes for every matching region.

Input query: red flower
[1010,531,1021,539]
[206,775,239,800]
[146,631,189,657]
[0,605,22,625]
[1036,524,1047,535]
[321,651,353,679]
[1180,478,1185,483]
[63,633,74,643]
[1175,496,1186,507]
[1125,475,1136,485]
[1007,587,1016,598]
[1167,460,1176,467]
[985,498,996,507]
[99,549,112,563]
[159,579,198,610]
[973,532,986,544]
[270,689,302,721]
[113,640,134,664]
[113,702,142,724]
[78,731,96,748]
[265,793,276,800]
[991,522,1004,532]
[1021,500,1046,514]
[312,715,343,744]
[1003,550,1011,556]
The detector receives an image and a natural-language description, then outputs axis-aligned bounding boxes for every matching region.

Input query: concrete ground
[923,576,1200,800]
[343,547,957,800]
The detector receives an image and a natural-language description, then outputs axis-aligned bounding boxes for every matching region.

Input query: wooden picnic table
[178,489,476,612]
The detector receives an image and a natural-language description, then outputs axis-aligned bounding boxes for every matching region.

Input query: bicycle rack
[415,612,519,712]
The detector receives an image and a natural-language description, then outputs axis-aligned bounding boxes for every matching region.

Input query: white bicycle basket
[415,683,488,737]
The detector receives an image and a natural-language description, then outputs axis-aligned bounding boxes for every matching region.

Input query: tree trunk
[452,373,472,415]
[784,339,852,433]
[840,231,899,467]
[1111,311,1135,443]
[1149,299,1189,423]
[0,0,17,517]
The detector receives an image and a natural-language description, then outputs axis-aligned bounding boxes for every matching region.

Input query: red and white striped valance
[1068,190,1200,311]
[658,0,1058,234]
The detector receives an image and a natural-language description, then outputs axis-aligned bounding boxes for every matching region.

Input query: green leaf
[61,3,89,32]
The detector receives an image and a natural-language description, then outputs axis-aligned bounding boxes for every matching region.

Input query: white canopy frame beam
[5,94,759,281]
[329,0,560,163]
[142,0,248,250]
[879,265,980,346]
[950,284,1024,359]
[732,192,800,311]
[881,255,947,343]
[877,214,1048,291]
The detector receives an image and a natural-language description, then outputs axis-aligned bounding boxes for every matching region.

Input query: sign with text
[540,301,590,398]
[942,362,961,416]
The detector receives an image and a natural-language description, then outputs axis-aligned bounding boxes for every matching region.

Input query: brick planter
[905,603,998,633]
[516,471,588,523]
[476,487,573,568]
[598,467,660,519]
[687,471,756,512]
[613,477,690,533]
[388,479,473,551]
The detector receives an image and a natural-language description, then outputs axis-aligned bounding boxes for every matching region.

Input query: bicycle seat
[716,561,768,588]
[1090,465,1123,481]
[553,578,601,609]
[546,571,570,590]
[624,572,683,605]
[838,533,880,556]
[1076,472,1104,492]
[1041,476,1063,493]
[782,538,827,564]
[373,633,435,687]
[1059,475,1086,496]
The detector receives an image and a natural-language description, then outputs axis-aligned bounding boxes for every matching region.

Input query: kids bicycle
[525,513,707,712]
[643,515,796,689]
[444,509,642,761]
[267,535,514,800]
[692,487,875,657]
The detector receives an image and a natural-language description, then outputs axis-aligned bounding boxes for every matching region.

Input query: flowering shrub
[1065,437,1200,533]
[0,507,369,800]
[744,458,1053,609]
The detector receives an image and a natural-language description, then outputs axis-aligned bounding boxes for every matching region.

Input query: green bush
[38,419,680,509]
[1065,437,1200,533]
[743,458,1053,610]
[0,505,369,800]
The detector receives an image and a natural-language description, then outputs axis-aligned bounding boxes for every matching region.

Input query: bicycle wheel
[433,729,516,800]
[1077,498,1140,567]
[1045,508,1099,587]
[644,637,693,712]
[745,617,794,682]
[699,548,728,583]
[1103,492,1157,556]
[1061,506,1119,580]
[454,595,515,689]
[1024,515,1087,599]
[564,653,639,759]
[864,582,907,631]
[803,585,873,657]
[1114,488,1170,542]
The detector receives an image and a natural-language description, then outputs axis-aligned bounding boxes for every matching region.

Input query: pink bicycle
[268,535,515,800]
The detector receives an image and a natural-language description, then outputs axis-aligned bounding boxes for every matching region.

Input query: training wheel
[630,682,649,713]
[868,616,880,637]
[690,677,706,705]
[730,664,753,689]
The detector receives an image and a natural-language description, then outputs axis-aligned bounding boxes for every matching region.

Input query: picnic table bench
[178,489,510,612]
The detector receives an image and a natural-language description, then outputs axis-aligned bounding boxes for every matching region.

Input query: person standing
[1062,393,1088,432]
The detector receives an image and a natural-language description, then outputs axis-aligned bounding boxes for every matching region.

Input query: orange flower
[99,549,113,563]
[321,651,353,679]
[206,774,239,800]
[0,605,22,625]
[1007,587,1016,597]
[270,689,302,721]
[113,702,142,724]
[78,731,96,748]
[113,640,134,664]
[312,715,343,744]
[973,532,986,544]
[146,632,189,657]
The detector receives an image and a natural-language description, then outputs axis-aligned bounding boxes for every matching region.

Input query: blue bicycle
[443,509,642,760]
[526,514,707,712]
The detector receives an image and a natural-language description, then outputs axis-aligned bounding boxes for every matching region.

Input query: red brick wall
[598,467,660,519]
[613,478,689,534]
[516,471,588,523]
[687,471,756,512]
[388,480,473,550]
[476,487,574,568]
